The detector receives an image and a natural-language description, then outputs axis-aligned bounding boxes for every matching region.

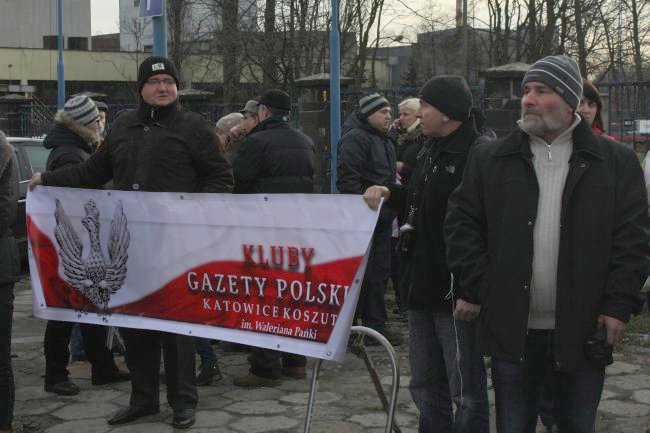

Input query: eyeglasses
[145,78,176,87]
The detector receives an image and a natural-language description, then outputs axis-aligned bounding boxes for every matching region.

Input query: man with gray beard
[445,55,650,433]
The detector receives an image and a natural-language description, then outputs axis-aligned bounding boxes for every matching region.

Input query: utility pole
[57,0,65,108]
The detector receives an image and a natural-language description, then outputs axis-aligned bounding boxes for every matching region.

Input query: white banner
[27,187,379,362]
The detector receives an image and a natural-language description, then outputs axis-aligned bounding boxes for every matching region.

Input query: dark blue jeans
[0,285,15,431]
[491,330,605,433]
[358,223,391,331]
[408,310,489,433]
[195,337,217,363]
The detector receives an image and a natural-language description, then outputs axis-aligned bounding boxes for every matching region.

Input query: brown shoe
[282,366,307,379]
[233,372,279,387]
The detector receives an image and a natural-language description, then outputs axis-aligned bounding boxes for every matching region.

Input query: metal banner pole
[303,326,400,433]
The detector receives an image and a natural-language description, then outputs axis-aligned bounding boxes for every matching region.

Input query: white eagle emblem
[54,199,130,312]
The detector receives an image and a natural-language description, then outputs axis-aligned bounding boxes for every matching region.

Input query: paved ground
[9,275,650,433]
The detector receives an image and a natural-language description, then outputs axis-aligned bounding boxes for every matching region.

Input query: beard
[520,105,572,137]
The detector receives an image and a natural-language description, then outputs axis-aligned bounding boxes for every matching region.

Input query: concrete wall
[0,48,227,84]
[0,0,91,49]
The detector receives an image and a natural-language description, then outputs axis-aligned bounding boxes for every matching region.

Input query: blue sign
[139,0,164,18]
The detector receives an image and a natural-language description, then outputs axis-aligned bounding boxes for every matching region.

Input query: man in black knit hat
[29,56,233,429]
[363,76,492,433]
[232,89,314,387]
[444,55,650,432]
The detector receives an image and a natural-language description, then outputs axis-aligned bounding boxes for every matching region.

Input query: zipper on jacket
[546,144,552,160]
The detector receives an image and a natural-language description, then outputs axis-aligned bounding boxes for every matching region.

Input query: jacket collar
[427,120,477,155]
[495,115,605,161]
[135,99,180,125]
[249,116,289,134]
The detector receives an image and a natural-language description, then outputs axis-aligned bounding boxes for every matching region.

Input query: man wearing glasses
[29,56,233,429]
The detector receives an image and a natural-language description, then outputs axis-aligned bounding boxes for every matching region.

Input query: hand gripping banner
[27,187,380,362]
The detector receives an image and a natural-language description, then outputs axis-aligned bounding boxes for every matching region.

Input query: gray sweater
[518,114,580,329]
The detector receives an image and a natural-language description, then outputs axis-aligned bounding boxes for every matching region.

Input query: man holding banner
[29,56,233,430]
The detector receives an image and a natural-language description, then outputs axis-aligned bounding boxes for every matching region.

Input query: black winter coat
[388,120,489,312]
[0,132,19,284]
[445,119,650,371]
[42,100,233,194]
[44,111,98,174]
[233,117,314,194]
[337,112,396,224]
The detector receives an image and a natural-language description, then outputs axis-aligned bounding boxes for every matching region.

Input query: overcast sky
[89,0,462,40]
[91,0,120,35]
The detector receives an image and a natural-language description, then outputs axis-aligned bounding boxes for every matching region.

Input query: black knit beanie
[419,75,473,121]
[522,55,582,110]
[137,56,180,92]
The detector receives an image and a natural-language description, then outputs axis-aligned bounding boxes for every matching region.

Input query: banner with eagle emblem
[27,187,380,362]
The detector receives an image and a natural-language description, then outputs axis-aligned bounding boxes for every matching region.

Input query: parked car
[8,137,51,262]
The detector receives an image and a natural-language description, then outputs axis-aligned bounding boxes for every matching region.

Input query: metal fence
[599,82,650,147]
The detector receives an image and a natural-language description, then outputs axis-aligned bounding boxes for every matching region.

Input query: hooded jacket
[337,112,396,224]
[44,110,101,173]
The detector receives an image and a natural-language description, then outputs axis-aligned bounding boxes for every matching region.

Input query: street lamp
[7,64,12,86]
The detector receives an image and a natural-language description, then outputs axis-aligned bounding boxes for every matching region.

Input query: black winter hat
[137,56,180,92]
[522,55,583,110]
[419,75,473,121]
[258,89,292,111]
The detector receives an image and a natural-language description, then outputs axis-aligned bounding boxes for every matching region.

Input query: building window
[43,36,58,49]
[68,37,88,51]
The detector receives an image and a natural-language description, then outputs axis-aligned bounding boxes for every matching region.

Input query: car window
[22,144,50,174]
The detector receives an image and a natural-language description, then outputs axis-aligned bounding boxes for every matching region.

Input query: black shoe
[382,328,403,346]
[107,406,159,425]
[171,408,196,429]
[92,370,130,385]
[196,360,222,386]
[44,380,80,396]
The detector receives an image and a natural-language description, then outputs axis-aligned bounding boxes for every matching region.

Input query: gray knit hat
[359,93,389,118]
[64,95,99,127]
[522,55,583,110]
[216,112,244,133]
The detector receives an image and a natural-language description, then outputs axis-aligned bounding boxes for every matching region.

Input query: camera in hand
[584,327,613,367]
[398,221,416,256]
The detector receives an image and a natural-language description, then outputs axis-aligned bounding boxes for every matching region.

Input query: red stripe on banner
[28,216,363,343]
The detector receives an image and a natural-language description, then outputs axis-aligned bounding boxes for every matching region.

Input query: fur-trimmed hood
[54,110,101,145]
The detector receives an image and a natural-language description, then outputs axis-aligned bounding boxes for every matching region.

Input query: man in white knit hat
[445,54,650,433]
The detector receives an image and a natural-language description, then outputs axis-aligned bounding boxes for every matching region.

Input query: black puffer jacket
[44,111,99,174]
[337,112,396,224]
[387,118,492,312]
[233,116,314,194]
[42,100,233,194]
[445,119,650,370]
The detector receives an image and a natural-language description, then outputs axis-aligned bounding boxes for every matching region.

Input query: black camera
[398,217,416,256]
[584,327,613,367]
